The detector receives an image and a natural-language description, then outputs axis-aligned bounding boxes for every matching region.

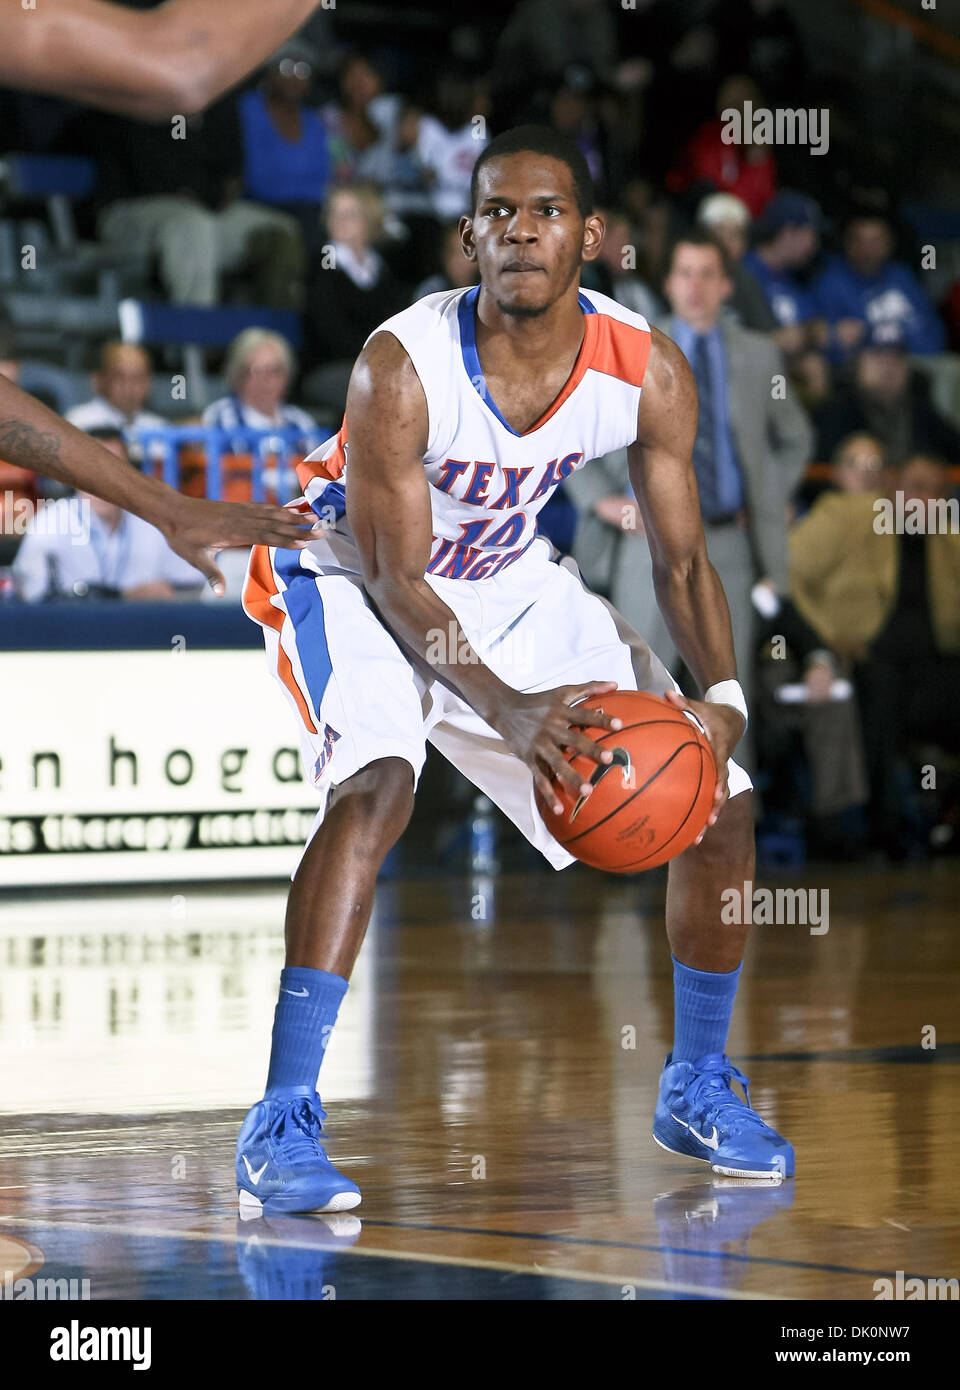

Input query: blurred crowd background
[1,0,959,865]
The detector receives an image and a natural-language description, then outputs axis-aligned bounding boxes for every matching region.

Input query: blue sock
[672,955,742,1064]
[264,966,348,1097]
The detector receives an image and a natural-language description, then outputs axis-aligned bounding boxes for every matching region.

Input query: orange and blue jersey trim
[457,285,651,437]
[242,546,333,736]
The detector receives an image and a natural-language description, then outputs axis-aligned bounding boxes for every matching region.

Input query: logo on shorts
[569,746,632,822]
[313,723,341,779]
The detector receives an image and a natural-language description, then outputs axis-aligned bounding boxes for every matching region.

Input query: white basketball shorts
[243,534,752,870]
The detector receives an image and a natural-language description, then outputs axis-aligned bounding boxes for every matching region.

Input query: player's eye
[541,205,561,216]
[486,206,510,218]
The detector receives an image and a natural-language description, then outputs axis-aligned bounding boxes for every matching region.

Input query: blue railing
[133,425,326,504]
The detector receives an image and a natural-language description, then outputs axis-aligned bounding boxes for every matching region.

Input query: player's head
[463,125,602,318]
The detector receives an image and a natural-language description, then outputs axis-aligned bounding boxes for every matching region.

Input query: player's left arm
[627,327,746,824]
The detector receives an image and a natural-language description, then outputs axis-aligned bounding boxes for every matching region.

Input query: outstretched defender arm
[345,331,618,811]
[0,0,321,120]
[627,328,742,701]
[0,375,311,593]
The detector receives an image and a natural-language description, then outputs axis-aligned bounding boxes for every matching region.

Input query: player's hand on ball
[663,689,745,840]
[496,680,623,816]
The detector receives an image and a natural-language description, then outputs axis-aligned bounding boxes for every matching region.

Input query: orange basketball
[535,691,718,873]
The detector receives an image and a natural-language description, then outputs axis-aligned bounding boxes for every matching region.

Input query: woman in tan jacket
[790,442,960,852]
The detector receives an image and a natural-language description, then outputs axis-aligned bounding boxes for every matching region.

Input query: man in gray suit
[567,228,813,771]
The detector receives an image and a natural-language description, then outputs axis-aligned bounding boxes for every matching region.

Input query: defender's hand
[663,689,745,840]
[492,681,623,815]
[161,497,314,596]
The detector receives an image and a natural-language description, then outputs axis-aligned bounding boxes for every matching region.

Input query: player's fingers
[533,765,564,816]
[556,726,613,766]
[541,743,592,798]
[221,506,315,549]
[564,702,622,733]
[187,547,226,598]
[696,778,729,843]
[561,680,618,710]
[262,527,314,549]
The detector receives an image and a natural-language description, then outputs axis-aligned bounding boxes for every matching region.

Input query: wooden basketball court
[0,861,956,1302]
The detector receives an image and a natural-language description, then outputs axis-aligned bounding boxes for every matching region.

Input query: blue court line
[739,1043,958,1064]
[361,1219,941,1284]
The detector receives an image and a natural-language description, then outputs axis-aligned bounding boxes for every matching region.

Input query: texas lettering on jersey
[425,450,584,578]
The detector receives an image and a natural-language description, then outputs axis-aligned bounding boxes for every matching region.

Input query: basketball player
[238,126,795,1214]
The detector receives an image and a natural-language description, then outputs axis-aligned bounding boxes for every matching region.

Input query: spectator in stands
[832,432,887,496]
[12,429,204,602]
[66,342,166,437]
[95,95,305,309]
[814,327,960,468]
[696,192,776,333]
[714,0,808,113]
[790,452,960,854]
[743,191,824,353]
[203,329,319,449]
[811,213,946,362]
[667,75,777,218]
[412,222,480,302]
[581,206,661,320]
[239,40,332,252]
[301,186,407,415]
[494,0,620,120]
[791,348,833,416]
[794,428,886,523]
[566,229,813,772]
[403,70,489,222]
[321,52,403,188]
[752,594,869,858]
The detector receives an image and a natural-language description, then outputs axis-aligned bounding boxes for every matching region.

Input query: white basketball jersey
[296,285,652,582]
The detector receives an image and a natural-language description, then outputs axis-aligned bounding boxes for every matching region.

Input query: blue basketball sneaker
[652,1053,795,1179]
[236,1086,362,1215]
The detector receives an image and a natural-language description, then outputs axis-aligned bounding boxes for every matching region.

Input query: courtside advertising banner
[0,650,318,885]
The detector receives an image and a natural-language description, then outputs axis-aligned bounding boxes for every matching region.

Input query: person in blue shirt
[811,213,946,363]
[744,190,823,355]
[240,40,331,251]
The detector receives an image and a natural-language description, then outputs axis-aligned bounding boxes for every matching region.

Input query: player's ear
[460,215,477,262]
[581,212,605,263]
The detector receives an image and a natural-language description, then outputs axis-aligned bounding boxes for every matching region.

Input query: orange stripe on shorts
[243,546,319,734]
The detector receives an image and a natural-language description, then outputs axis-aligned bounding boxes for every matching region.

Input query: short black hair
[470,125,594,218]
[666,226,732,278]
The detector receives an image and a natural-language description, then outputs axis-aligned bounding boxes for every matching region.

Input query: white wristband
[704,679,748,732]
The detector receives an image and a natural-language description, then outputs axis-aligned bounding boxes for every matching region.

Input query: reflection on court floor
[0,889,375,1112]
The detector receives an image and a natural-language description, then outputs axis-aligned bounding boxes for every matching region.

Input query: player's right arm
[345,332,620,813]
[0,0,321,120]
